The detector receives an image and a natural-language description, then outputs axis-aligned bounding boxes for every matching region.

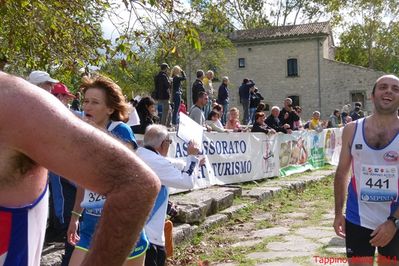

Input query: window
[288,95,300,107]
[351,92,365,107]
[287,58,298,77]
[238,58,245,68]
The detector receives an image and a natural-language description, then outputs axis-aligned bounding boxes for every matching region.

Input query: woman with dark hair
[68,75,148,266]
[132,96,158,134]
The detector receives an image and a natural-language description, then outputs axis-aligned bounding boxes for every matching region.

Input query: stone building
[215,21,383,120]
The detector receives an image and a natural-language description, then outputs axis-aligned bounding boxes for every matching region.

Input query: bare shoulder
[341,121,357,147]
[0,72,152,195]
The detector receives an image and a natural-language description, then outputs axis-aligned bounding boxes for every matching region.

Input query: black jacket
[251,122,270,134]
[265,115,287,133]
[172,71,186,95]
[278,108,299,130]
[192,79,205,104]
[154,71,171,100]
[217,83,229,105]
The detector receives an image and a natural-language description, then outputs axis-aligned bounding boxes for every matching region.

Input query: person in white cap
[28,70,59,92]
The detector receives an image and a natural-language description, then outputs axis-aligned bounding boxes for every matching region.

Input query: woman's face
[83,88,114,128]
[147,104,156,115]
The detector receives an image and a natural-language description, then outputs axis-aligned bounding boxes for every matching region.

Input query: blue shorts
[76,210,148,259]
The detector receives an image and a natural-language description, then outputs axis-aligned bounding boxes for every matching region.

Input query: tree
[0,0,110,74]
[335,0,399,74]
[219,0,271,29]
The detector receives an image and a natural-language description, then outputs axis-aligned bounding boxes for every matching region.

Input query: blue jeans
[249,107,256,124]
[172,93,181,125]
[204,98,212,120]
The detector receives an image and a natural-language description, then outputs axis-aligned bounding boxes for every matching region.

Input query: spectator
[249,87,264,124]
[189,91,211,131]
[265,106,291,133]
[216,76,229,125]
[251,112,275,134]
[238,78,255,124]
[292,106,303,130]
[170,65,186,127]
[70,91,82,111]
[132,96,158,134]
[192,70,205,105]
[136,125,200,266]
[308,111,324,132]
[179,99,188,115]
[225,107,245,132]
[206,110,227,132]
[350,102,364,121]
[341,104,351,125]
[28,70,59,92]
[203,70,214,119]
[154,63,171,126]
[328,109,342,128]
[279,98,300,130]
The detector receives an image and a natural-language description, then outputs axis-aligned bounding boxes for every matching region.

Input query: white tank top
[346,118,399,229]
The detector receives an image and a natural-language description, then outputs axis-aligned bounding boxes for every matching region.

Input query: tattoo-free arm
[333,123,354,238]
[1,74,160,265]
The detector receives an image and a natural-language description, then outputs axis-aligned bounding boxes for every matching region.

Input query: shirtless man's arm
[0,72,160,265]
[333,122,355,238]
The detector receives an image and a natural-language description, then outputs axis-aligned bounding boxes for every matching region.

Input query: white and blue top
[346,118,399,229]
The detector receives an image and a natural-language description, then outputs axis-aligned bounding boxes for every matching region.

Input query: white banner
[135,128,342,193]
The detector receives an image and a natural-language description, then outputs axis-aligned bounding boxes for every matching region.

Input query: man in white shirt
[136,125,200,266]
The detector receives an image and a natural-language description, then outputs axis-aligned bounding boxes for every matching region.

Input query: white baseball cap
[28,71,59,85]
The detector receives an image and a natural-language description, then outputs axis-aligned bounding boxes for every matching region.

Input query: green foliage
[99,57,158,99]
[0,0,109,75]
[335,0,399,75]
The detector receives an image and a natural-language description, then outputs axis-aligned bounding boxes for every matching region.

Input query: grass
[169,169,336,266]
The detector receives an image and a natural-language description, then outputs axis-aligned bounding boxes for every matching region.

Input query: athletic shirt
[81,121,137,216]
[346,118,399,229]
[0,186,49,266]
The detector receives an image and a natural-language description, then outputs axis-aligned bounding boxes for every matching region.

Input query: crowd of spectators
[31,65,367,266]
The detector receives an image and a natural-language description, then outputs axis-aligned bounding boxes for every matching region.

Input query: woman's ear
[107,107,115,115]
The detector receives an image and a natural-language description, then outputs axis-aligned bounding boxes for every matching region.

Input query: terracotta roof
[229,21,330,42]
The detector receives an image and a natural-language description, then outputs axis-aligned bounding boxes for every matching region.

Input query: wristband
[71,210,82,218]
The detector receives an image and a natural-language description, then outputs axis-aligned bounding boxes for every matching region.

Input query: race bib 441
[360,165,398,202]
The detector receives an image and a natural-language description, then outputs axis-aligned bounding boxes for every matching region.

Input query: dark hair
[212,104,222,112]
[333,109,340,116]
[207,110,220,120]
[372,83,377,95]
[197,91,207,100]
[81,75,129,122]
[196,70,204,78]
[136,96,156,119]
[243,78,249,84]
[256,102,266,112]
[255,112,265,120]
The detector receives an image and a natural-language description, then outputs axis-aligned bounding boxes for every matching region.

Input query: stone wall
[209,37,383,120]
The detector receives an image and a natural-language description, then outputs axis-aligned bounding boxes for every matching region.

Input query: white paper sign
[177,112,204,149]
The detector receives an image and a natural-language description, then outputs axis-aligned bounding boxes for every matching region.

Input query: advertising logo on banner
[278,131,312,176]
